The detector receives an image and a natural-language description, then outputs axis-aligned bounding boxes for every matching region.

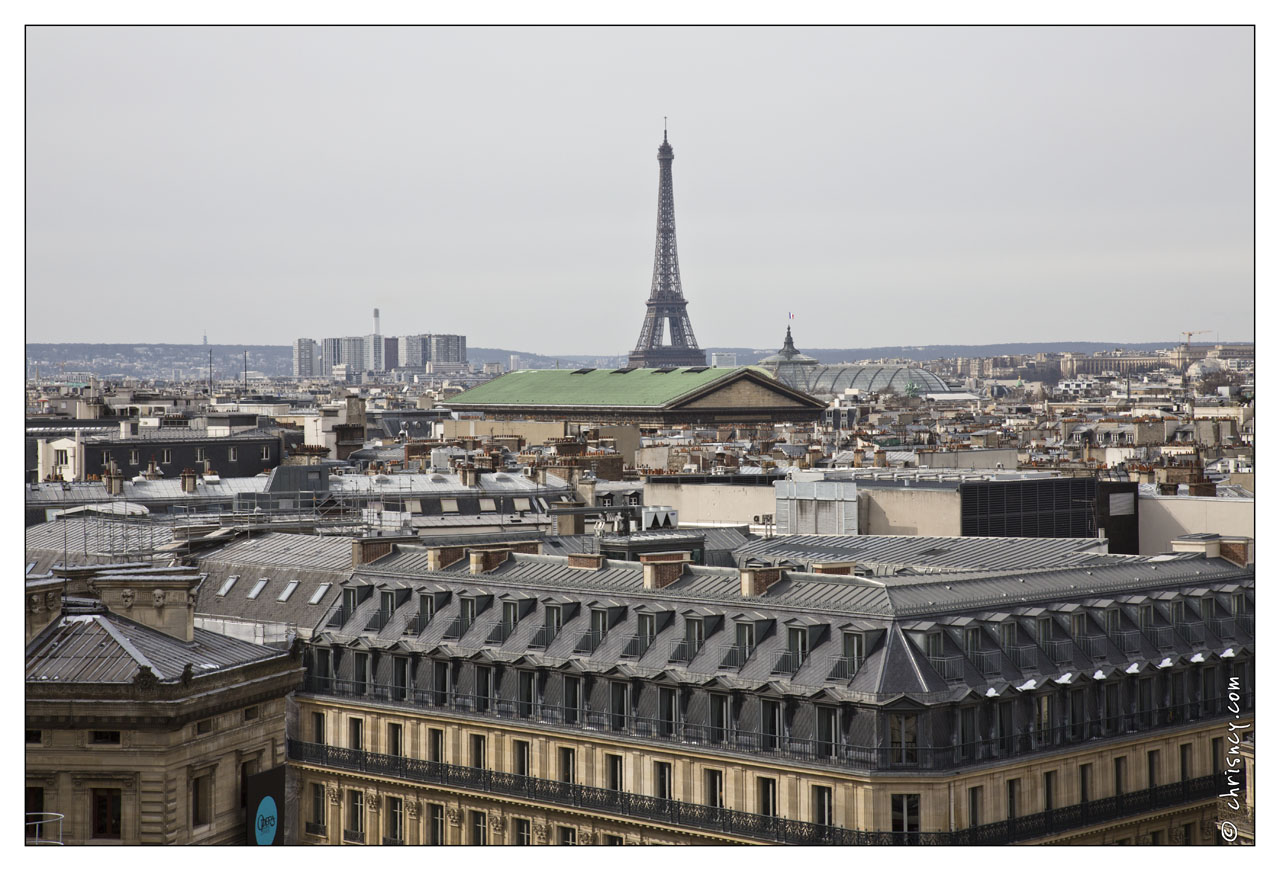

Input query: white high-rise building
[363,334,384,373]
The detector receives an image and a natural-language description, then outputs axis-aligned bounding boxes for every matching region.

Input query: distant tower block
[628,128,707,368]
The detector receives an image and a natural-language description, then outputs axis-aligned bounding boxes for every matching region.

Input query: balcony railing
[441,616,473,640]
[1074,634,1109,659]
[574,630,604,654]
[1003,645,1040,670]
[528,625,559,649]
[382,836,405,845]
[326,606,352,629]
[621,635,654,659]
[968,650,1004,676]
[1210,616,1252,640]
[488,623,517,644]
[668,639,702,664]
[343,828,366,844]
[402,616,422,636]
[1037,638,1075,665]
[827,654,865,681]
[1174,621,1205,645]
[25,812,63,846]
[718,643,755,671]
[1140,625,1176,650]
[299,676,1251,772]
[304,821,326,837]
[366,610,395,632]
[928,655,964,681]
[289,739,1229,846]
[1107,630,1143,655]
[771,650,808,675]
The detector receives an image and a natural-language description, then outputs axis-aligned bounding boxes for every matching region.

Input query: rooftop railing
[928,655,964,681]
[288,739,1229,846]
[1037,638,1075,666]
[25,812,63,846]
[1107,629,1144,655]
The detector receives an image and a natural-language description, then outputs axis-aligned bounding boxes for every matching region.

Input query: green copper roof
[448,367,774,408]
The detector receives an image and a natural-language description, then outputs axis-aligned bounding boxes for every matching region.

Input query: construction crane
[1181,329,1210,350]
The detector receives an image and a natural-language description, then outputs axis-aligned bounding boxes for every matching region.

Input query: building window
[196,718,213,735]
[558,746,576,783]
[704,768,724,808]
[311,783,325,830]
[469,811,488,845]
[476,665,493,712]
[192,772,213,828]
[216,575,239,596]
[761,699,782,750]
[512,739,530,777]
[812,785,833,827]
[346,790,364,841]
[604,834,624,846]
[1043,770,1056,812]
[243,705,259,721]
[428,728,444,763]
[101,450,111,467]
[470,733,486,769]
[385,796,403,844]
[1006,778,1019,820]
[195,447,206,462]
[1147,749,1160,789]
[654,761,673,800]
[891,794,920,834]
[517,670,535,718]
[816,705,839,758]
[162,449,173,465]
[968,785,982,827]
[658,687,678,736]
[90,730,121,745]
[26,729,41,744]
[1079,763,1092,804]
[387,723,403,757]
[277,580,299,602]
[606,753,624,791]
[710,693,731,742]
[428,803,445,845]
[129,449,139,466]
[888,713,917,764]
[1114,756,1127,795]
[260,445,271,460]
[311,712,325,744]
[558,826,577,846]
[564,675,581,725]
[348,718,363,751]
[440,498,459,513]
[91,788,122,839]
[229,446,238,462]
[353,652,369,694]
[514,818,531,845]
[757,777,778,817]
[1180,743,1193,781]
[239,758,259,810]
[53,449,68,467]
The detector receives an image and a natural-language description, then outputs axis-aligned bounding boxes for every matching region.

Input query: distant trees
[1196,371,1241,394]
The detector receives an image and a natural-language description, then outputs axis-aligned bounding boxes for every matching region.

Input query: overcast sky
[26,26,1253,354]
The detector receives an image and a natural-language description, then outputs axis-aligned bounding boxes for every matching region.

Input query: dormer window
[460,598,477,626]
[419,594,437,623]
[638,613,656,643]
[735,622,756,652]
[686,617,705,654]
[546,604,563,633]
[842,631,864,664]
[1070,613,1086,640]
[786,626,809,665]
[1105,609,1121,635]
[964,628,982,657]
[591,608,609,638]
[999,623,1017,651]
[1036,617,1052,645]
[503,601,520,628]
[1201,596,1215,620]
[926,632,943,659]
[1170,600,1185,625]
[1139,605,1154,629]
[1232,593,1246,616]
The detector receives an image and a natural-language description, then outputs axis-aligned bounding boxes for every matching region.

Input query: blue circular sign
[254,795,279,845]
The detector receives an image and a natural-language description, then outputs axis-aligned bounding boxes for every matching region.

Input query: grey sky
[26,26,1253,354]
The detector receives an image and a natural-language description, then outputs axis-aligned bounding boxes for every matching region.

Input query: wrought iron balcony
[827,654,864,681]
[1073,633,1109,659]
[668,639,702,663]
[621,634,654,659]
[441,616,473,640]
[342,828,365,844]
[1037,638,1076,665]
[289,739,1230,846]
[304,821,326,837]
[382,836,405,845]
[771,650,807,675]
[488,622,517,644]
[528,625,559,649]
[928,655,964,681]
[574,629,604,654]
[718,643,755,671]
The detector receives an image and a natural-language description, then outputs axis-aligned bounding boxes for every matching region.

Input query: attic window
[654,368,676,374]
[309,583,331,605]
[513,497,532,512]
[247,578,269,599]
[217,575,239,597]
[440,498,459,513]
[611,367,636,374]
[277,580,300,602]
[479,498,497,512]
[685,366,709,373]
[572,368,596,374]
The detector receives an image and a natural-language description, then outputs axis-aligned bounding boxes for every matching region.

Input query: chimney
[427,545,468,571]
[852,450,864,468]
[460,464,480,488]
[145,459,160,480]
[874,449,887,468]
[1217,536,1254,567]
[640,551,689,590]
[568,552,605,571]
[352,537,396,567]
[105,462,124,496]
[469,547,512,574]
[740,565,784,597]
[180,468,198,494]
[811,561,856,575]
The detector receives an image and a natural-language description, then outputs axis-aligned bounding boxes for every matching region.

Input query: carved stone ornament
[446,808,461,827]
[327,785,341,805]
[45,591,58,609]
[153,589,166,608]
[72,775,85,790]
[489,815,505,834]
[578,829,592,845]
[121,588,135,610]
[1201,820,1216,839]
[533,823,548,844]
[367,793,381,811]
[29,594,40,614]
[406,800,421,819]
[134,665,159,691]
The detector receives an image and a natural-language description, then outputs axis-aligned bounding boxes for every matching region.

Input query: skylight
[247,579,269,599]
[277,580,300,602]
[217,575,239,597]
[309,583,331,605]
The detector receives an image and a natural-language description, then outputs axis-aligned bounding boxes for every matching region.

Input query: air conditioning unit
[641,507,678,530]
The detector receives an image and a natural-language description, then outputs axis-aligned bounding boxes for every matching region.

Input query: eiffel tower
[627,127,708,368]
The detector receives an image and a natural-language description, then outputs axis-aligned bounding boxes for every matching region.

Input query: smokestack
[373,307,380,336]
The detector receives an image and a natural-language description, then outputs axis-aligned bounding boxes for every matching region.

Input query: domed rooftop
[758,326,818,367]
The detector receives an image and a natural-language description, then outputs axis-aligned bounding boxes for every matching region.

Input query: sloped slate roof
[446,366,782,409]
[26,609,285,684]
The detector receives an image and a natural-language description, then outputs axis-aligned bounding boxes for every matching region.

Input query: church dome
[758,326,818,367]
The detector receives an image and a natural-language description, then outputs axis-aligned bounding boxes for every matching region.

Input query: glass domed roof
[758,328,951,396]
